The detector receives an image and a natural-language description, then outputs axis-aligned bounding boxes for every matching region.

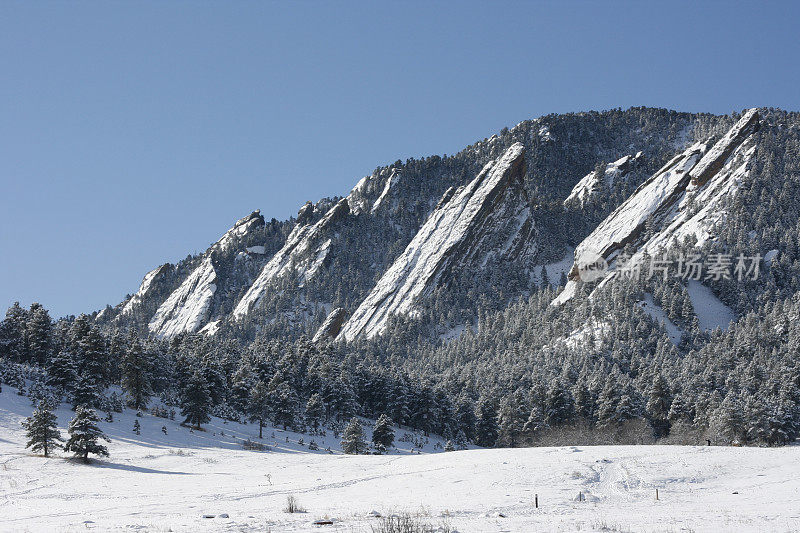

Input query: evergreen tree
[646,373,672,436]
[247,381,270,438]
[497,393,527,447]
[455,395,477,442]
[474,397,498,447]
[328,374,357,422]
[573,378,595,423]
[46,350,78,393]
[540,265,550,288]
[230,363,256,415]
[711,391,746,444]
[78,326,108,386]
[667,391,693,424]
[522,405,549,441]
[180,371,212,430]
[372,414,395,449]
[71,373,100,409]
[64,406,110,463]
[341,417,368,455]
[389,377,410,425]
[133,419,141,435]
[26,303,52,365]
[22,402,63,457]
[615,391,641,424]
[106,329,128,385]
[454,428,468,450]
[68,314,91,355]
[545,381,575,426]
[444,439,455,452]
[269,374,298,430]
[0,302,27,362]
[121,338,151,410]
[596,377,621,427]
[304,393,325,434]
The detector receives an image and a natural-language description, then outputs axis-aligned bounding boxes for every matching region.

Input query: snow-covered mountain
[555,108,760,304]
[8,106,800,488]
[101,107,777,344]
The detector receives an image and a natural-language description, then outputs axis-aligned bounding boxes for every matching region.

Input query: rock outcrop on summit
[232,199,350,321]
[148,211,265,338]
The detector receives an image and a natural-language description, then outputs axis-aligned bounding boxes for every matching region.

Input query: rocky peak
[564,152,644,208]
[232,198,351,321]
[554,109,760,305]
[147,211,265,338]
[338,142,537,341]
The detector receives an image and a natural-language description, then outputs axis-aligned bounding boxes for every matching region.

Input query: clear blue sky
[1,1,798,319]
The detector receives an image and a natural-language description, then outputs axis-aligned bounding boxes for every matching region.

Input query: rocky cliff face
[148,211,265,338]
[102,108,708,340]
[312,307,347,343]
[120,263,174,317]
[338,143,537,341]
[554,109,759,304]
[564,152,643,207]
[232,200,350,321]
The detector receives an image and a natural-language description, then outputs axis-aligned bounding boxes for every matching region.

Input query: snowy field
[2,388,800,532]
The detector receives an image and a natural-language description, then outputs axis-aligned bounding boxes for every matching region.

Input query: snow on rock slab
[148,257,219,338]
[120,263,174,316]
[339,143,537,341]
[245,245,266,254]
[371,169,400,214]
[233,199,350,320]
[148,211,264,338]
[555,109,760,305]
[564,152,643,207]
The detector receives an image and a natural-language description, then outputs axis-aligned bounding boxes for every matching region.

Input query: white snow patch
[687,280,736,332]
[198,319,221,336]
[532,248,574,287]
[439,324,469,342]
[538,125,554,141]
[544,319,610,351]
[638,294,682,344]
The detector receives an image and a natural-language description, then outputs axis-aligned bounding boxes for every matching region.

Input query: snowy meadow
[2,387,800,533]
